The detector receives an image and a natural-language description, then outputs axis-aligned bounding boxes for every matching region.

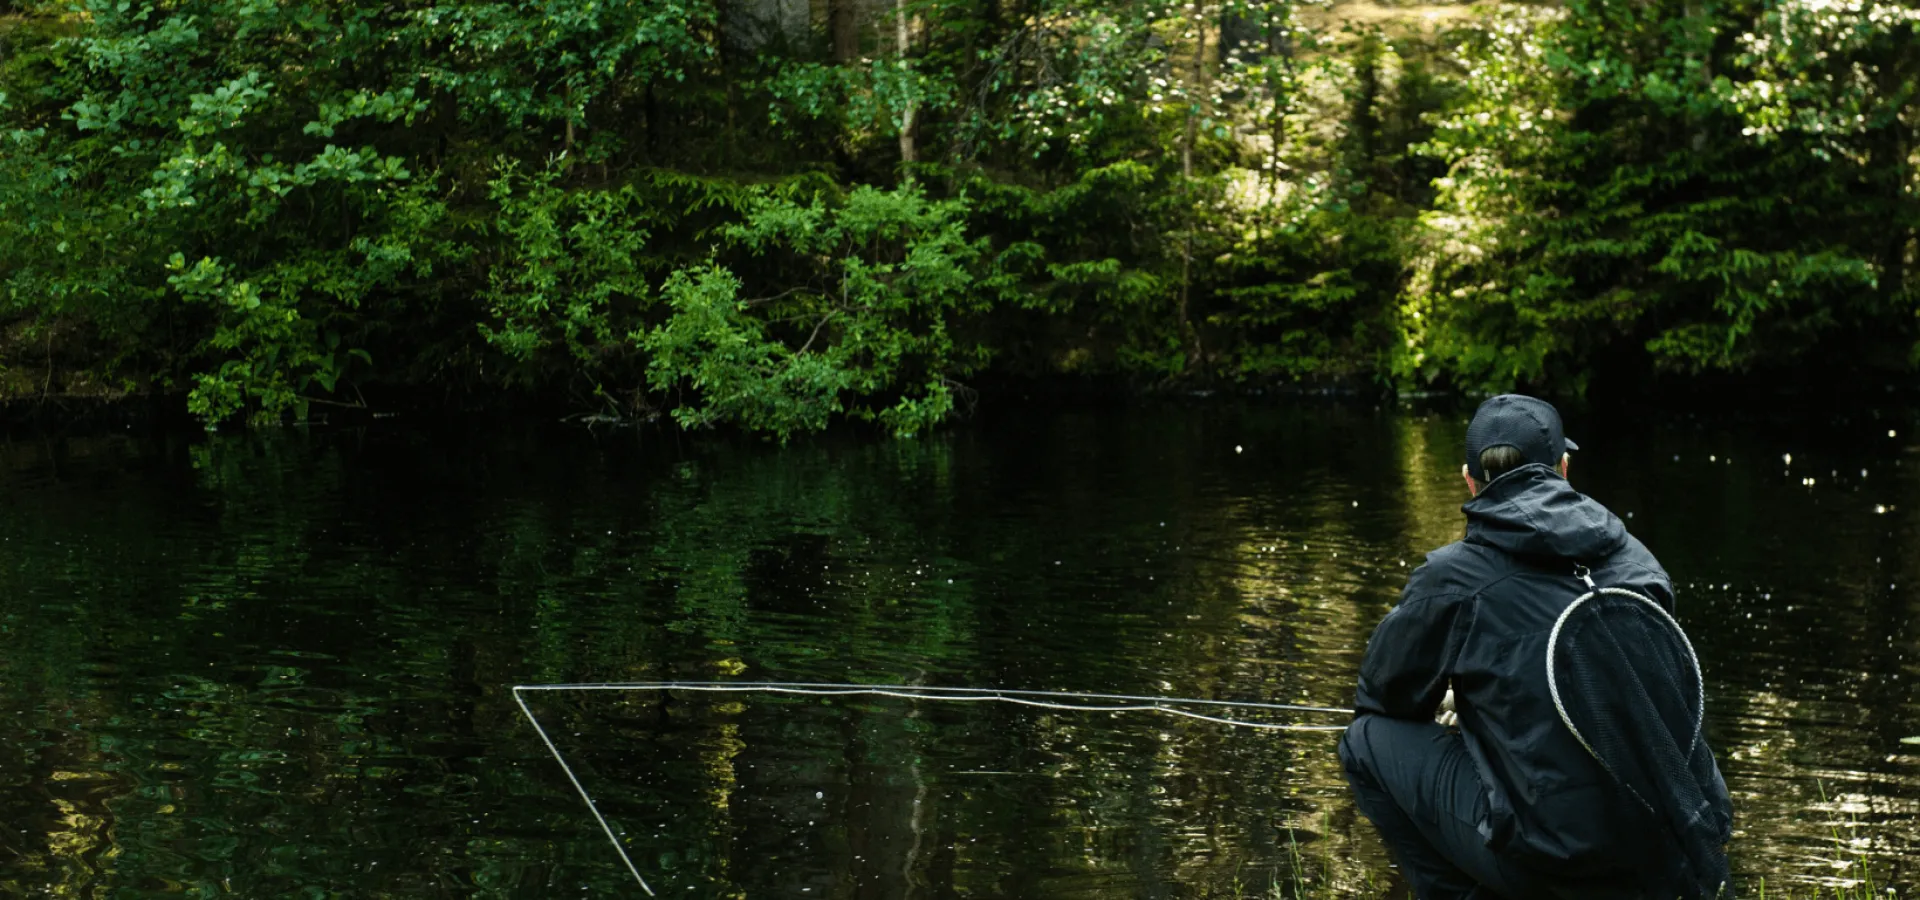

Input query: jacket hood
[1463,463,1627,562]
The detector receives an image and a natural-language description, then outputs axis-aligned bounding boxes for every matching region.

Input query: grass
[1247,858,1901,900]
[1236,803,1904,900]
[1752,781,1904,900]
[1747,868,1896,900]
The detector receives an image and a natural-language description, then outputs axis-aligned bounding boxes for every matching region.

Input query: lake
[1,402,1914,897]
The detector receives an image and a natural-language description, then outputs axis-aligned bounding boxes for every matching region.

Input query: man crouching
[1339,395,1733,900]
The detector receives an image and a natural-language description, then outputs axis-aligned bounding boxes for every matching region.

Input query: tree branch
[298,394,369,410]
[798,311,840,355]
[743,286,812,306]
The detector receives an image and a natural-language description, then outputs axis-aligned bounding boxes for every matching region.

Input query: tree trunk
[1883,106,1912,307]
[1178,11,1209,374]
[644,82,659,158]
[1685,0,1707,152]
[895,0,916,166]
[1264,4,1291,231]
[562,83,578,151]
[831,0,860,62]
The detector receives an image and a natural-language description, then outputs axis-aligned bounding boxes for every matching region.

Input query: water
[0,403,1914,897]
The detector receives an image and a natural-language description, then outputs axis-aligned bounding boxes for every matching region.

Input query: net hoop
[1544,585,1707,802]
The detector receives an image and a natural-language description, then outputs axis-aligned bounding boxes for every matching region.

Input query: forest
[1,0,1917,435]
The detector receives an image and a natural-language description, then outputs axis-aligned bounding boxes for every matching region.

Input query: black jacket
[1355,464,1733,890]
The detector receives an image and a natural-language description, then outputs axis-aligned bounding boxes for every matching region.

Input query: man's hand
[1435,687,1459,729]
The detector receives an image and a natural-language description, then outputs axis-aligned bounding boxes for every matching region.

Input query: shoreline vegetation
[1264,822,1904,899]
[4,0,1919,437]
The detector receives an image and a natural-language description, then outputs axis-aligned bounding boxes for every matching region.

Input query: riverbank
[10,366,1920,445]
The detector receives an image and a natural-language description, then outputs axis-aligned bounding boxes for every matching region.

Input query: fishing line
[512,680,1353,894]
[512,687,659,896]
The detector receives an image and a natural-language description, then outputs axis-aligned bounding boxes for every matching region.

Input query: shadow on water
[0,404,1913,897]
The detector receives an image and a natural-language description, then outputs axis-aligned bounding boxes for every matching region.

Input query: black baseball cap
[1464,394,1578,482]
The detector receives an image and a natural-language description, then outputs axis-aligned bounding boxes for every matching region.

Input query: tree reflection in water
[0,406,1913,896]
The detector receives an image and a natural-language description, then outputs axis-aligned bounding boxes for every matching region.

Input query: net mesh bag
[1548,588,1733,899]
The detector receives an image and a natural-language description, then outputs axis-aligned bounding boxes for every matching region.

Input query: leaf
[1902,736,1920,746]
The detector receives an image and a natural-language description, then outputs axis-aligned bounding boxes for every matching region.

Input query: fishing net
[1547,585,1732,898]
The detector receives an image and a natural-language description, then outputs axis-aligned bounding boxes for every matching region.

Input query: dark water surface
[1,404,1915,898]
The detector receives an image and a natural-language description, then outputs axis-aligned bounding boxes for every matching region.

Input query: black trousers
[1338,714,1559,900]
[1340,714,1694,900]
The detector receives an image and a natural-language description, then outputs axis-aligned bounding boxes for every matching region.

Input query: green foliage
[1,0,453,418]
[480,159,652,375]
[2,0,1917,429]
[766,57,955,153]
[640,265,849,437]
[642,182,999,438]
[1401,0,1918,387]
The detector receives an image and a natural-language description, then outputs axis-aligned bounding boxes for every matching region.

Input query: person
[1338,395,1733,900]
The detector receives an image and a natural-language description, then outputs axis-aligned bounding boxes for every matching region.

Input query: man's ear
[1462,463,1478,497]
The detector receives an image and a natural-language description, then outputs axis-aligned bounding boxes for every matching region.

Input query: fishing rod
[512,680,1355,895]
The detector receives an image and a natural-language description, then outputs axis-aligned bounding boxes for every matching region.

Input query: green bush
[3,0,1916,431]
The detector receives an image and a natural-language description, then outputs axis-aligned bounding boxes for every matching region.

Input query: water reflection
[0,406,1914,897]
